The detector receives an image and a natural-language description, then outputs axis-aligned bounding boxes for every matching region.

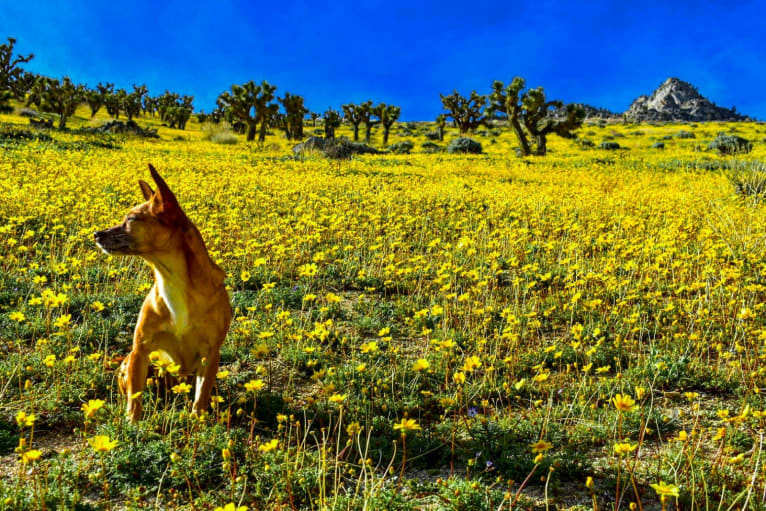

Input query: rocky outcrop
[625,78,749,122]
[87,120,159,138]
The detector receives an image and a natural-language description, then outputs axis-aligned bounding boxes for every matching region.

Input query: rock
[550,103,619,120]
[88,120,159,138]
[447,137,482,154]
[292,136,380,159]
[625,78,750,122]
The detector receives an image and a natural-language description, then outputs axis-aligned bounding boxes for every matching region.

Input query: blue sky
[2,0,765,120]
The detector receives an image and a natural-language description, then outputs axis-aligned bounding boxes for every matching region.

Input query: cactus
[104,89,126,119]
[41,76,84,129]
[24,75,49,109]
[217,80,277,142]
[279,92,309,140]
[0,37,34,92]
[358,101,378,143]
[310,112,320,127]
[322,108,342,139]
[439,90,487,135]
[85,82,113,118]
[373,103,401,145]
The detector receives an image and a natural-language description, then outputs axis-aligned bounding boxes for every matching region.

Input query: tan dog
[95,164,231,421]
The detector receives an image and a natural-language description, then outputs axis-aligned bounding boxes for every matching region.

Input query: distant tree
[279,92,309,140]
[11,70,36,100]
[310,112,319,127]
[358,100,378,142]
[0,90,13,113]
[104,89,126,118]
[122,84,147,121]
[323,108,341,139]
[42,76,84,129]
[142,95,157,117]
[156,91,180,122]
[165,105,192,129]
[0,37,34,92]
[373,103,401,145]
[217,80,278,142]
[25,75,49,109]
[435,114,446,141]
[85,82,113,118]
[488,78,530,155]
[440,90,487,135]
[342,103,364,141]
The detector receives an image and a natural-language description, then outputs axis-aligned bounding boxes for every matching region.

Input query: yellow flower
[9,311,25,322]
[613,442,638,456]
[240,271,251,282]
[612,394,638,413]
[462,355,481,372]
[172,382,192,394]
[81,399,105,418]
[54,314,71,329]
[214,504,248,511]
[216,370,230,379]
[16,411,36,427]
[412,358,430,372]
[452,371,466,385]
[393,418,421,433]
[360,341,379,354]
[328,393,347,404]
[244,379,265,392]
[21,449,43,464]
[530,440,553,453]
[88,435,118,453]
[43,354,56,367]
[258,439,278,452]
[650,481,680,497]
[90,301,105,312]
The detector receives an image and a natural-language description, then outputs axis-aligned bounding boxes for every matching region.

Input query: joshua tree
[104,89,126,118]
[25,75,49,109]
[373,103,401,145]
[488,78,530,155]
[217,80,278,142]
[122,84,147,121]
[85,82,113,118]
[521,88,584,155]
[165,105,192,129]
[323,108,341,139]
[490,77,584,156]
[0,90,13,113]
[143,95,157,117]
[12,70,36,101]
[42,76,84,129]
[279,92,309,140]
[358,100,378,142]
[435,114,446,141]
[439,90,487,135]
[310,112,319,127]
[0,37,34,92]
[342,103,364,141]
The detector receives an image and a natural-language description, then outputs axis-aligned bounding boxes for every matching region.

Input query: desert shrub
[421,141,442,153]
[652,142,665,149]
[424,131,440,140]
[675,130,696,139]
[576,138,595,148]
[202,122,238,144]
[447,137,482,154]
[708,132,752,155]
[723,160,766,200]
[0,125,53,142]
[598,141,621,150]
[388,140,413,154]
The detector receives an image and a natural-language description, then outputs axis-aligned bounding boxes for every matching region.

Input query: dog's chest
[156,275,191,335]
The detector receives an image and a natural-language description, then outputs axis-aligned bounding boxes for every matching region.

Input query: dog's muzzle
[94,228,134,254]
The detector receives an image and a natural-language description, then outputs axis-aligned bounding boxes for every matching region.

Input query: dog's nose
[94,231,104,241]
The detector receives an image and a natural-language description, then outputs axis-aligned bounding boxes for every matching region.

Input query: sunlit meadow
[2,105,766,509]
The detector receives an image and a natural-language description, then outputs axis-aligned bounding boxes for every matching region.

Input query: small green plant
[599,141,621,150]
[723,159,766,200]
[708,132,752,155]
[447,137,482,154]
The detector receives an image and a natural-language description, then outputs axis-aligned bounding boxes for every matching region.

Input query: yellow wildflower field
[1,105,766,509]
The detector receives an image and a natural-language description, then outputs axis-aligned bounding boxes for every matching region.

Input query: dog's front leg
[193,345,221,415]
[124,347,150,421]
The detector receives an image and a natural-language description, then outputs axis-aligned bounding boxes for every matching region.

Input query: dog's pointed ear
[147,164,183,220]
[138,180,155,201]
